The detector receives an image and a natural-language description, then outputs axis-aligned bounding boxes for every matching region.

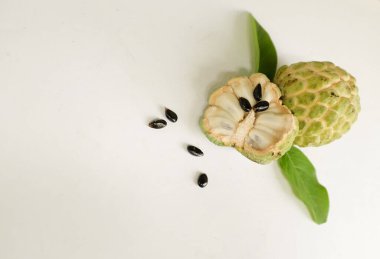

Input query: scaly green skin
[274,61,360,147]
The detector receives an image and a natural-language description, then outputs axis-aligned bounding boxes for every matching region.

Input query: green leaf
[248,13,329,224]
[249,14,277,80]
[278,147,329,224]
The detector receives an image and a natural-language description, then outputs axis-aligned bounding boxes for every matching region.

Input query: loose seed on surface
[253,83,262,101]
[197,173,208,188]
[253,101,270,112]
[238,97,252,112]
[148,119,167,129]
[165,108,178,122]
[187,145,204,157]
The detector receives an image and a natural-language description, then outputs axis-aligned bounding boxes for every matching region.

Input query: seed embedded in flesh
[253,101,270,112]
[238,97,252,112]
[148,119,167,129]
[197,173,208,188]
[253,83,262,101]
[165,108,178,122]
[187,145,204,157]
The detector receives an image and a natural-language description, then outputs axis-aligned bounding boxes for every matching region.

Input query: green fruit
[200,73,299,164]
[274,61,360,147]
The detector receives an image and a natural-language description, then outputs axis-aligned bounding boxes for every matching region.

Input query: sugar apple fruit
[200,73,299,164]
[274,61,360,147]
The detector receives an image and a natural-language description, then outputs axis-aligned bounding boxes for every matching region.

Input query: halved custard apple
[200,73,299,164]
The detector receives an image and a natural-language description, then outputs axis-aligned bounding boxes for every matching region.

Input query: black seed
[187,145,204,157]
[253,101,269,112]
[148,119,167,129]
[198,173,208,188]
[253,83,262,101]
[238,97,252,112]
[165,108,178,122]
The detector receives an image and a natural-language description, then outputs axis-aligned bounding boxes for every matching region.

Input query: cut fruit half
[201,73,298,164]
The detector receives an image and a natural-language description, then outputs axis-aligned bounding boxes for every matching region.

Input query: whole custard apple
[274,61,360,147]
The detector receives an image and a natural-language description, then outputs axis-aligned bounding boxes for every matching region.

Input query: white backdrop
[1,0,379,258]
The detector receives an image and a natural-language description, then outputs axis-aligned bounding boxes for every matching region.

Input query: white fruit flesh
[201,73,298,163]
[244,104,296,151]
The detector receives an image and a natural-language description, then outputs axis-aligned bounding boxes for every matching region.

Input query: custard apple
[200,73,298,164]
[274,61,360,147]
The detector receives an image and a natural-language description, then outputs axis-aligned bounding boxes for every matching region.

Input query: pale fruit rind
[274,61,360,147]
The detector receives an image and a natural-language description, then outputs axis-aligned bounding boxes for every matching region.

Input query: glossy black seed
[198,173,208,188]
[253,83,262,101]
[165,108,178,122]
[148,119,167,129]
[253,101,269,112]
[238,97,252,112]
[187,145,204,157]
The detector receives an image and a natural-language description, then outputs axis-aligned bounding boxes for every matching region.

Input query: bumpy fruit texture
[200,73,298,164]
[274,61,360,147]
